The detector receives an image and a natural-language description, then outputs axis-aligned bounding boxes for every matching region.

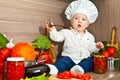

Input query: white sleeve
[49,28,65,42]
[88,34,99,53]
[89,41,99,53]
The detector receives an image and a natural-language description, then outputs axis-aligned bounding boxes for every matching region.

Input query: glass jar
[114,58,120,70]
[94,55,107,74]
[0,54,6,80]
[0,60,4,80]
[6,57,25,80]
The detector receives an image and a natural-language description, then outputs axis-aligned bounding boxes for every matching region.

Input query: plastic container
[94,55,107,74]
[6,57,25,80]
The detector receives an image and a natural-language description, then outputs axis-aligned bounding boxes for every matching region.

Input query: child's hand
[45,20,55,32]
[96,42,104,49]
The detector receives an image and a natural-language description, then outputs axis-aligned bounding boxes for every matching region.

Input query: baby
[45,0,104,75]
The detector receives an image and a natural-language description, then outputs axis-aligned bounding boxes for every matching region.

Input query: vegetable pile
[0,33,53,79]
[97,41,120,58]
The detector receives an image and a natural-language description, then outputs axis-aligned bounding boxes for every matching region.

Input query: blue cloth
[54,56,94,73]
[78,57,94,72]
[54,56,75,72]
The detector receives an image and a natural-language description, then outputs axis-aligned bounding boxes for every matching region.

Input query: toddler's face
[70,13,89,33]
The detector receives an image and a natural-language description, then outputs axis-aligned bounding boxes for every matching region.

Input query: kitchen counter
[49,70,120,80]
[90,70,120,80]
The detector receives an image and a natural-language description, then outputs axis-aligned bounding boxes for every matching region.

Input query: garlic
[6,39,15,49]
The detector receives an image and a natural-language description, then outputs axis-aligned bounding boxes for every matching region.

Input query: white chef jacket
[49,27,99,64]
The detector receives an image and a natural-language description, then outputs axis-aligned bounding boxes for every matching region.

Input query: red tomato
[57,71,92,80]
[70,71,78,78]
[57,73,64,79]
[0,48,11,58]
[57,71,71,79]
[102,51,110,58]
[77,73,83,79]
[63,71,70,75]
[107,47,116,57]
[0,73,3,80]
[0,53,6,60]
[38,53,52,64]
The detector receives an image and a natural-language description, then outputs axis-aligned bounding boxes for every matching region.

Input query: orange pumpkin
[10,42,36,60]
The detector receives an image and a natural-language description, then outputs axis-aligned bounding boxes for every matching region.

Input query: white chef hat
[65,0,98,24]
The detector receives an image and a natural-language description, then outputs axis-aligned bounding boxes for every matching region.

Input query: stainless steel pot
[24,60,36,67]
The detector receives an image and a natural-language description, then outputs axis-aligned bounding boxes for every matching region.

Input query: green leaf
[98,41,109,54]
[117,48,120,54]
[31,35,51,49]
[25,73,49,80]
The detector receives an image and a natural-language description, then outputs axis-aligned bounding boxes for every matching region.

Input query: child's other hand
[96,42,104,49]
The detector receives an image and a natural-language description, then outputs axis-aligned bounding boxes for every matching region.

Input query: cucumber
[0,33,9,49]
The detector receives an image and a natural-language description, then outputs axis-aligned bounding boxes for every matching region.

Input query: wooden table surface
[49,70,120,80]
[49,76,82,80]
